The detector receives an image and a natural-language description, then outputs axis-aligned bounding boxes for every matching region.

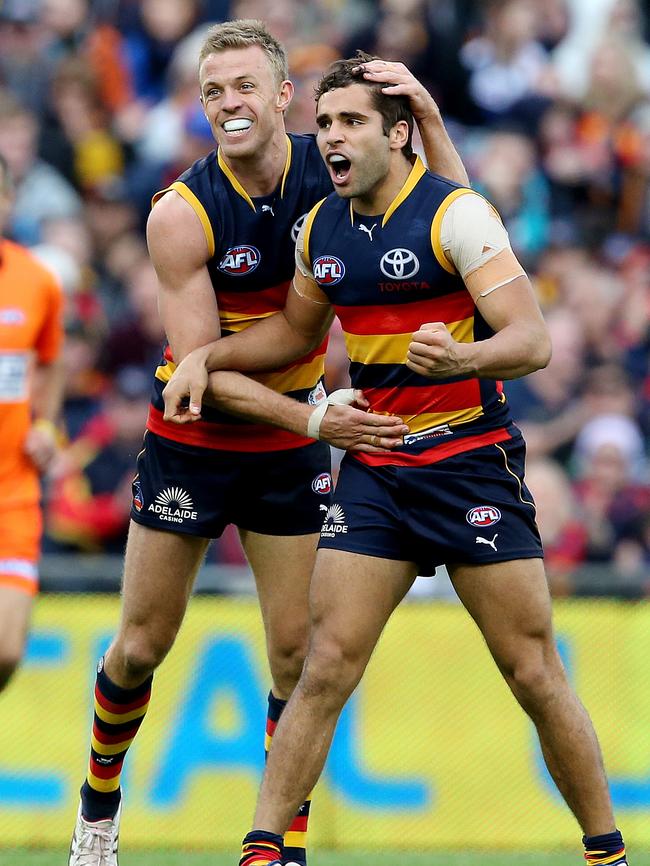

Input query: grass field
[6,851,650,865]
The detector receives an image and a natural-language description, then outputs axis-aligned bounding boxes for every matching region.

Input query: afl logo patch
[218,245,261,276]
[466,506,501,527]
[313,255,345,285]
[312,472,332,495]
[380,248,419,279]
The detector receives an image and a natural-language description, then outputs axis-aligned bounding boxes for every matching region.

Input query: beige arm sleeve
[439,193,525,300]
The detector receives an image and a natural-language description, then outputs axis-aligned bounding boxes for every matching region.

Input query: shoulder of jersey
[423,167,469,193]
[177,150,218,184]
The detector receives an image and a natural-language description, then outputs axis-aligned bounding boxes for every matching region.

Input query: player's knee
[299,634,364,706]
[268,636,308,697]
[114,628,176,682]
[505,642,564,715]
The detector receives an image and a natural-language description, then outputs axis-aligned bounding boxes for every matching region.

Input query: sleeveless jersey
[304,156,514,467]
[147,133,332,452]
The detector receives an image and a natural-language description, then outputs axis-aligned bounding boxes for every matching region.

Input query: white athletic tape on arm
[307,388,357,440]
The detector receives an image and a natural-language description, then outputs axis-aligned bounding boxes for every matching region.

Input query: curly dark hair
[315,51,414,158]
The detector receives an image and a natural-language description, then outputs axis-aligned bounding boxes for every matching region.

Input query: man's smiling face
[199,45,292,159]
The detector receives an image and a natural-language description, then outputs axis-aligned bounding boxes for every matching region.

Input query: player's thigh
[240,530,317,640]
[117,520,209,636]
[309,549,417,671]
[0,586,34,663]
[448,557,555,668]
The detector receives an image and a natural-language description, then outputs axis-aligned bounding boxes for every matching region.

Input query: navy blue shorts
[130,432,332,538]
[318,434,543,575]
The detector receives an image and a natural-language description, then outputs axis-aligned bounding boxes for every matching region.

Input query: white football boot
[68,800,121,865]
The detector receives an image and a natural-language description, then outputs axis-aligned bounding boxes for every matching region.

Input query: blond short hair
[199,19,288,86]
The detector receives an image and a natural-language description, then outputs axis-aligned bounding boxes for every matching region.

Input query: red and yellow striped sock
[239,830,283,866]
[583,829,627,865]
[266,692,311,865]
[80,657,151,821]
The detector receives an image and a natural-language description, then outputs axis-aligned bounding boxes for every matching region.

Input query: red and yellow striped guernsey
[304,157,514,466]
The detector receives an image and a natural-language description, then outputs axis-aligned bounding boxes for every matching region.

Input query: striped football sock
[240,830,283,866]
[266,692,311,866]
[80,657,151,821]
[583,829,627,864]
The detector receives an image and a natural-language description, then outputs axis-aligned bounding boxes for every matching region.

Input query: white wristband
[307,389,357,440]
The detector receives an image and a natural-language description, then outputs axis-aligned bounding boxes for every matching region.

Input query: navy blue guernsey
[303,155,515,467]
[148,133,332,452]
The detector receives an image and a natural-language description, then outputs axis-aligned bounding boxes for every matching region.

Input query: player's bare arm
[407,193,551,380]
[23,357,64,472]
[407,274,551,379]
[161,264,334,421]
[158,250,409,451]
[357,59,469,185]
[147,190,223,361]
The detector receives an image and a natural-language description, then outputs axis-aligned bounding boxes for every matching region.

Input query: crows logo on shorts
[132,479,143,512]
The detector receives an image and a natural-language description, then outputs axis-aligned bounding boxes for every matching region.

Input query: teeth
[223,119,253,132]
[329,154,347,164]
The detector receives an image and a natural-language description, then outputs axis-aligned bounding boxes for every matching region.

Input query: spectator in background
[0,0,54,115]
[0,90,82,245]
[98,252,165,378]
[472,128,551,258]
[524,456,587,595]
[59,318,106,440]
[553,0,650,101]
[572,413,650,572]
[45,365,150,554]
[121,0,201,105]
[285,43,341,134]
[506,306,587,461]
[459,0,555,130]
[135,26,212,167]
[47,56,125,194]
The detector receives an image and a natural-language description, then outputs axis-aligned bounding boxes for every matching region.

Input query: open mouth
[328,153,352,184]
[222,118,253,138]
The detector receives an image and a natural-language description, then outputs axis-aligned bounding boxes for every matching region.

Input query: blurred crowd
[2,0,649,595]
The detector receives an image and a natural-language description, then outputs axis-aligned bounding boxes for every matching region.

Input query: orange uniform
[0,239,63,594]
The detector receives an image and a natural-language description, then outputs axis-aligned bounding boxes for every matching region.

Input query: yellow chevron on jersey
[217,135,293,211]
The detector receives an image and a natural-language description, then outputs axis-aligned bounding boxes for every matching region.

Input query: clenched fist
[406,322,475,378]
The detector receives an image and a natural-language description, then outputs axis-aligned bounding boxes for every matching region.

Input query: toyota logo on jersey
[291,212,308,243]
[313,255,345,285]
[466,506,502,527]
[380,248,420,279]
[218,245,261,276]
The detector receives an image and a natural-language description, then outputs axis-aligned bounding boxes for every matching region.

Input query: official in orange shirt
[0,153,64,692]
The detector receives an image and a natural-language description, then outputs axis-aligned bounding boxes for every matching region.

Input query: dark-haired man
[164,57,629,866]
[68,21,469,866]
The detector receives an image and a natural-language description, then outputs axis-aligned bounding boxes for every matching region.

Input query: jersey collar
[348,154,427,228]
[217,135,293,211]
